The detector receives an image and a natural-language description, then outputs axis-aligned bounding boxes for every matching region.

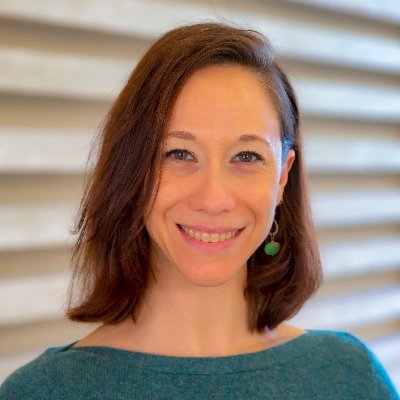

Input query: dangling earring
[264,218,280,256]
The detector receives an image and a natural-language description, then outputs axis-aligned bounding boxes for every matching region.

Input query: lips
[176,223,245,250]
[176,224,244,234]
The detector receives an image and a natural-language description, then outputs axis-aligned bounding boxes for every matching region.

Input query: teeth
[180,225,239,243]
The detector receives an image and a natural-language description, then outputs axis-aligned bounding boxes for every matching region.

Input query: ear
[277,149,295,204]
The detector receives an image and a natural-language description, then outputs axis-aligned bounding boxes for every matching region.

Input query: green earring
[264,218,280,256]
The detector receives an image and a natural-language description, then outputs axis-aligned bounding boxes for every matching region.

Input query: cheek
[244,180,277,220]
[241,172,279,229]
[243,168,279,200]
[145,171,182,225]
[155,170,181,201]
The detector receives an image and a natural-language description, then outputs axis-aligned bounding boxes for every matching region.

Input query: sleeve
[344,332,399,400]
[0,359,51,400]
[366,346,399,400]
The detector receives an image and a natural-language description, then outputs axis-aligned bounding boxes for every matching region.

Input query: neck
[111,264,275,357]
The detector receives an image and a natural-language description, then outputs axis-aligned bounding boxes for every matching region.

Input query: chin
[175,261,245,288]
[184,275,231,288]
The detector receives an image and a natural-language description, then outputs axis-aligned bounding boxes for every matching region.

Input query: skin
[74,64,305,356]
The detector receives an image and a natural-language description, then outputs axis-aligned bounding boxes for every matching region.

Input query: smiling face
[144,64,295,288]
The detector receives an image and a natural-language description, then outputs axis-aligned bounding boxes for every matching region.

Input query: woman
[1,22,398,399]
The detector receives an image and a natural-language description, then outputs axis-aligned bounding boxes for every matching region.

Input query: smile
[178,224,240,243]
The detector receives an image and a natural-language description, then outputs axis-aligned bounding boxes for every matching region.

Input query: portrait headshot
[0,2,399,399]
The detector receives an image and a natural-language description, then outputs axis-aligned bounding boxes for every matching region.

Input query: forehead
[166,64,280,142]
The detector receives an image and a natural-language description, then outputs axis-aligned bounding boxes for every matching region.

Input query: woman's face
[145,64,295,288]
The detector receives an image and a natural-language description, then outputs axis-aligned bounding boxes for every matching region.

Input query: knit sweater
[0,329,398,399]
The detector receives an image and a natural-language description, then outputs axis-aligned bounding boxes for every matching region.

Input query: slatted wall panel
[0,0,399,389]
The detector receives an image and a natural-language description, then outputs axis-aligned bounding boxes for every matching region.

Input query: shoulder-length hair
[65,22,323,333]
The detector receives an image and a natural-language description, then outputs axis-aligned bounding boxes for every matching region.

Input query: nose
[188,165,236,214]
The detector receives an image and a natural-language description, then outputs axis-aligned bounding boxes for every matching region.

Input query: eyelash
[164,148,265,163]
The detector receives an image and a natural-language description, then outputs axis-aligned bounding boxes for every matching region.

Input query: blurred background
[0,0,399,390]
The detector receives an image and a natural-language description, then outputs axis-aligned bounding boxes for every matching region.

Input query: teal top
[0,329,398,399]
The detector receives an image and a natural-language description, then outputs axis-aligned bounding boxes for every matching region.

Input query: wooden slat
[294,80,400,121]
[0,203,76,251]
[0,0,399,73]
[370,334,400,371]
[303,136,400,173]
[311,190,400,228]
[0,319,96,355]
[0,273,69,326]
[320,235,400,279]
[368,334,400,393]
[318,271,400,299]
[0,48,399,120]
[352,319,400,342]
[291,285,400,329]
[0,175,84,205]
[0,95,107,129]
[302,117,400,140]
[0,247,71,280]
[0,130,93,173]
[0,47,129,99]
[283,0,400,25]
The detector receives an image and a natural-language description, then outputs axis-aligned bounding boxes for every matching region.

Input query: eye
[164,148,265,163]
[164,148,194,161]
[233,151,265,163]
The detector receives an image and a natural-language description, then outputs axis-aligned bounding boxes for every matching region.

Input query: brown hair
[65,22,323,332]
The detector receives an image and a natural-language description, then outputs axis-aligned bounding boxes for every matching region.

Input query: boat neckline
[47,329,344,369]
[65,329,311,358]
[45,329,342,374]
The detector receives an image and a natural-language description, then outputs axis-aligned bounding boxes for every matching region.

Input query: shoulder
[304,329,376,363]
[303,329,399,399]
[0,341,145,400]
[307,328,368,351]
[0,343,80,400]
[0,350,52,399]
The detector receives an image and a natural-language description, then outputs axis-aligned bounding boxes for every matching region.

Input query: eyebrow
[166,130,272,149]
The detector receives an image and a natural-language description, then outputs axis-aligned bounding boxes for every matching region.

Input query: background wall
[0,0,399,390]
